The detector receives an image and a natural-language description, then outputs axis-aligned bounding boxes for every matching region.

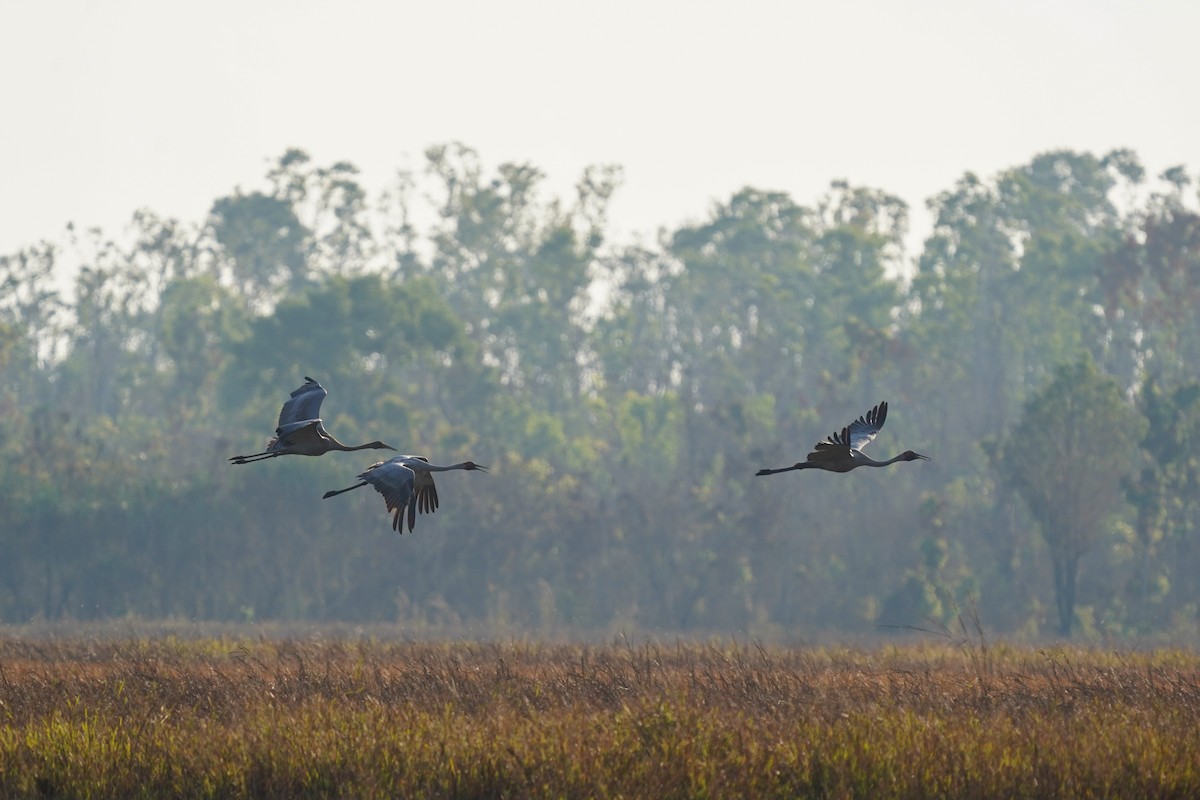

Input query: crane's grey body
[229,377,396,464]
[322,455,488,533]
[756,401,929,476]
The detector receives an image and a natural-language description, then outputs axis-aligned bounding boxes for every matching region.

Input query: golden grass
[1,636,1198,798]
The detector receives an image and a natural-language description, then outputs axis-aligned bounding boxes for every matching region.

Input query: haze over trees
[2,144,1198,640]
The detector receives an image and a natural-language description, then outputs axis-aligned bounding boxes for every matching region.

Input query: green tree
[210,190,310,306]
[591,244,676,396]
[993,357,1146,636]
[1123,379,1200,630]
[0,243,64,416]
[409,143,619,417]
[1101,177,1200,386]
[901,151,1139,635]
[906,151,1127,450]
[266,148,376,273]
[612,182,913,631]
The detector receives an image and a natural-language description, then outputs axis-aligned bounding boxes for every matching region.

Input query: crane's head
[462,461,489,472]
[901,450,931,462]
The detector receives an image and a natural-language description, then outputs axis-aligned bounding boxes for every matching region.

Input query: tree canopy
[2,144,1198,641]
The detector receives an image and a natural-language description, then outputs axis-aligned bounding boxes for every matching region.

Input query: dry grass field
[1,634,1199,798]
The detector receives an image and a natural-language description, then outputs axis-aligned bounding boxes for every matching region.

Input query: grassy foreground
[1,636,1198,798]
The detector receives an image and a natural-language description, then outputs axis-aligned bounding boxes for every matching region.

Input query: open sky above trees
[3,0,1199,268]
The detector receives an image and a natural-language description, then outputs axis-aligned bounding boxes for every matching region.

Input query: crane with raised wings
[755,401,929,476]
[229,377,396,464]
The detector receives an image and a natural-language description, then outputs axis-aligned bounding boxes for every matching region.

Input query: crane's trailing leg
[755,463,813,476]
[322,482,368,499]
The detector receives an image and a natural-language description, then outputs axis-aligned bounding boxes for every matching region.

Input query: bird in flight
[229,377,396,464]
[755,401,929,476]
[322,455,488,533]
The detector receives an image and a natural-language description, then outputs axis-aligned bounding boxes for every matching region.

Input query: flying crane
[755,401,929,476]
[229,377,396,464]
[323,455,488,533]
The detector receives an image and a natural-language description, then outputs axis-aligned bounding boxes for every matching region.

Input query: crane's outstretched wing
[361,460,418,533]
[277,377,328,429]
[808,401,888,459]
[396,456,441,518]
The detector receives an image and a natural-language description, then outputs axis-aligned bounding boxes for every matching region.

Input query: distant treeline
[2,144,1198,640]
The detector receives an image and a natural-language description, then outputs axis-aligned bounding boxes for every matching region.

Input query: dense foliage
[2,145,1199,640]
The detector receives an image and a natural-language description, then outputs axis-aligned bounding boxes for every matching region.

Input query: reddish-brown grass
[1,637,1198,798]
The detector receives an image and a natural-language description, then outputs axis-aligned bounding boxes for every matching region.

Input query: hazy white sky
[2,0,1198,269]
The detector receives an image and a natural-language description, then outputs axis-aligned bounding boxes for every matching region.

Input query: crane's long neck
[858,453,908,467]
[397,458,484,472]
[336,440,392,452]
